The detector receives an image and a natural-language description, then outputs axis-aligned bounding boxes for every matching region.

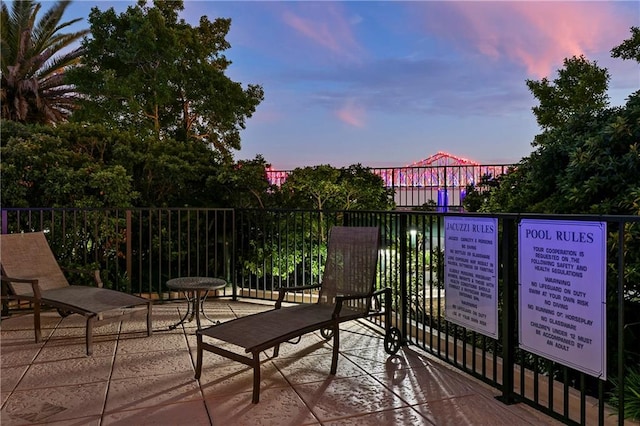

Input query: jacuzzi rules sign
[445,216,498,339]
[518,219,606,379]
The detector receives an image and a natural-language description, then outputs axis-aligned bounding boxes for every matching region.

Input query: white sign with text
[445,216,498,338]
[518,219,607,379]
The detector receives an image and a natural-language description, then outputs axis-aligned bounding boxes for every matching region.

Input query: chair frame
[194,226,402,403]
[1,232,152,355]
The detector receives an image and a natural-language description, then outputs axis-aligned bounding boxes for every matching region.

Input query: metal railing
[1,207,638,425]
[0,208,235,297]
[266,164,515,209]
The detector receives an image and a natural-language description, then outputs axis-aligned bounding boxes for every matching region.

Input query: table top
[166,277,227,291]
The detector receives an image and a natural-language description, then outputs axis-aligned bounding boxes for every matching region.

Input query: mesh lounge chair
[195,226,402,403]
[0,232,152,355]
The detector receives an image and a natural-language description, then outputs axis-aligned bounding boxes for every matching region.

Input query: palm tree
[1,0,88,124]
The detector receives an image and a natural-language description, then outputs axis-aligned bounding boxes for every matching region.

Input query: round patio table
[166,277,227,330]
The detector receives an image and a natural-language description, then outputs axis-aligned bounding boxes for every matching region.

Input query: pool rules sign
[518,220,606,379]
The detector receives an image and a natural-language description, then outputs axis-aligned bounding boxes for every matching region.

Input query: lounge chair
[195,226,402,403]
[0,231,152,355]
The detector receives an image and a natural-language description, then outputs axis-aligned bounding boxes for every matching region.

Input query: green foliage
[212,155,274,208]
[609,365,640,421]
[461,173,505,212]
[277,164,395,211]
[1,121,138,207]
[0,120,238,208]
[413,199,437,212]
[526,55,610,132]
[67,0,263,159]
[482,49,638,215]
[1,0,88,123]
[611,26,640,62]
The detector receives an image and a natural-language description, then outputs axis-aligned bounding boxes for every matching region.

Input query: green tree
[526,55,610,132]
[277,164,395,211]
[212,155,273,209]
[0,120,138,207]
[0,119,232,208]
[481,55,614,213]
[611,26,640,62]
[67,0,263,160]
[1,0,88,123]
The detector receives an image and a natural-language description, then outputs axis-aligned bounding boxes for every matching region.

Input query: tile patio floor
[1,299,563,425]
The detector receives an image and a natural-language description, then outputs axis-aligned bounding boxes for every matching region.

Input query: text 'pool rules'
[518,219,606,379]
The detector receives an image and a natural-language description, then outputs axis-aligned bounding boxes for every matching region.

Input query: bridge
[265,152,515,209]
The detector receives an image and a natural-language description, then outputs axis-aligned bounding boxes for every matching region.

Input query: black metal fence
[266,164,515,209]
[2,207,638,425]
[0,208,235,298]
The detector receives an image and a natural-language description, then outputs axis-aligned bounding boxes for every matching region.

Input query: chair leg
[33,302,42,343]
[251,352,261,404]
[273,344,280,358]
[330,326,339,375]
[147,302,153,336]
[194,333,203,380]
[86,316,95,356]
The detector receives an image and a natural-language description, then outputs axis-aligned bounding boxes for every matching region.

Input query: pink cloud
[419,2,633,78]
[336,99,366,128]
[281,3,364,62]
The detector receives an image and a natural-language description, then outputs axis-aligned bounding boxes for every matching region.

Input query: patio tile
[104,371,202,412]
[324,406,433,426]
[0,343,42,367]
[1,365,29,393]
[49,321,120,339]
[198,357,289,398]
[272,350,367,385]
[372,362,476,405]
[1,311,61,331]
[16,356,113,390]
[412,393,549,426]
[102,400,210,426]
[0,328,44,342]
[293,373,408,422]
[1,382,107,425]
[341,345,431,375]
[24,417,101,426]
[0,299,567,426]
[111,349,194,379]
[204,386,320,426]
[36,337,116,361]
[336,322,388,350]
[115,331,187,354]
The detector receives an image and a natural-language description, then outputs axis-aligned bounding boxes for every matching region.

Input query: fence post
[126,210,132,293]
[399,214,409,342]
[1,209,6,234]
[498,216,517,404]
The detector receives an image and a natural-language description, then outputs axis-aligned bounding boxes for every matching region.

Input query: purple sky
[63,1,639,169]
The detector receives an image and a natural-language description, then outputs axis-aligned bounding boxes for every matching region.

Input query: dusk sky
[63,1,639,169]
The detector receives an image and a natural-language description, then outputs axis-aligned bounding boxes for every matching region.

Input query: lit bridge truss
[266,152,511,189]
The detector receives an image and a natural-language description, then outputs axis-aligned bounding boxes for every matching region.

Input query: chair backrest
[318,226,380,313]
[0,232,70,296]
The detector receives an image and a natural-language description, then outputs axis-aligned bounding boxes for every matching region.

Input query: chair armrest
[276,284,322,308]
[333,291,374,318]
[62,267,104,288]
[371,287,390,297]
[0,274,42,301]
[333,287,392,318]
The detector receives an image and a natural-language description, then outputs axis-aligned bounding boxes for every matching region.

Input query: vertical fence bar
[399,214,409,343]
[126,210,132,293]
[498,216,517,404]
[617,220,625,425]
